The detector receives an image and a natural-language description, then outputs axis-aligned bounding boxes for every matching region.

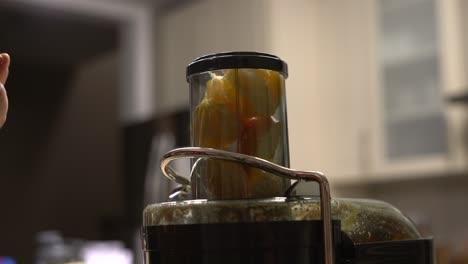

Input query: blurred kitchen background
[0,0,467,263]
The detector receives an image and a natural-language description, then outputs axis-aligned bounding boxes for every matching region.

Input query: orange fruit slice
[193,98,238,149]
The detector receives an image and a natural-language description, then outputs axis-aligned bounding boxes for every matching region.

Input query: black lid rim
[186,51,288,81]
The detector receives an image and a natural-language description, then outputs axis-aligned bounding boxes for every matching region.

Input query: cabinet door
[439,0,468,171]
[371,0,450,178]
[269,0,376,184]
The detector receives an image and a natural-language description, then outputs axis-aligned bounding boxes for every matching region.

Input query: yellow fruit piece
[205,75,237,112]
[246,167,285,198]
[225,69,283,118]
[193,98,238,149]
[223,69,236,82]
[206,159,248,200]
[256,69,282,115]
[192,158,248,200]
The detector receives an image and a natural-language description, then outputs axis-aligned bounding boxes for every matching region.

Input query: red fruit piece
[240,116,281,161]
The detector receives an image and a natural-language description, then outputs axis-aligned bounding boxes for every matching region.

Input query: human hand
[0,53,10,128]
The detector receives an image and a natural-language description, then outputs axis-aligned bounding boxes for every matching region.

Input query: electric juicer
[141,52,433,264]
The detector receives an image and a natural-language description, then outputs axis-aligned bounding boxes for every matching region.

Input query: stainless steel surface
[160,147,334,264]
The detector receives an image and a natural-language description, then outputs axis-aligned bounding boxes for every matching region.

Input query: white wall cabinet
[369,0,468,180]
[267,0,468,184]
[267,0,377,184]
[370,0,447,179]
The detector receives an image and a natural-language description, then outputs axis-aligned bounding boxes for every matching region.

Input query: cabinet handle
[446,91,468,104]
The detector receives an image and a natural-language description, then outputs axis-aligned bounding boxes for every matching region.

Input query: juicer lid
[186,51,288,80]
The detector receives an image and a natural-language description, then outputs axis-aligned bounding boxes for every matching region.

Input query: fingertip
[0,83,8,128]
[0,53,10,67]
[0,53,10,85]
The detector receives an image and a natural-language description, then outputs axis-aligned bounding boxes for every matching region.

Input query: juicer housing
[141,52,433,264]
